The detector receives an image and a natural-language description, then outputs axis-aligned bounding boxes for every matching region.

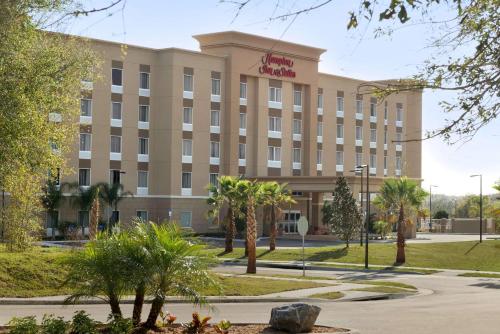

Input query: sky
[61,0,499,195]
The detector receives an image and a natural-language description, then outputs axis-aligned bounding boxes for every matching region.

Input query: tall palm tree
[261,182,296,251]
[69,183,100,237]
[41,180,66,239]
[97,182,132,231]
[207,176,244,253]
[374,177,427,264]
[238,180,265,274]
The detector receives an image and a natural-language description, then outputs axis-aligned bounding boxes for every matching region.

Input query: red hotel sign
[259,53,296,78]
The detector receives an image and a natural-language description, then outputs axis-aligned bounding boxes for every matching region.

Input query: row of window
[111,68,150,90]
[183,74,222,96]
[79,134,149,155]
[80,99,150,123]
[78,168,148,188]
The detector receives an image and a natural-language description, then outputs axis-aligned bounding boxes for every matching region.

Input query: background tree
[207,176,244,253]
[97,183,132,231]
[261,182,296,251]
[433,210,449,219]
[374,177,427,264]
[69,184,100,237]
[41,180,66,240]
[224,0,499,143]
[322,177,361,247]
[88,188,100,240]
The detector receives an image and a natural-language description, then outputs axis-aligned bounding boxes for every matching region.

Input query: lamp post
[470,174,483,243]
[356,164,369,269]
[429,185,438,232]
[350,168,363,246]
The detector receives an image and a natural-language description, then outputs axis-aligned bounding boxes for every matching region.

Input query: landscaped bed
[137,324,349,333]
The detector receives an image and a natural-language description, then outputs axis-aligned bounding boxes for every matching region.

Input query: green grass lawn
[309,291,344,300]
[210,240,500,272]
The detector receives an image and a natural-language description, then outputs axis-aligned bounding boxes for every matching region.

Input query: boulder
[269,303,321,333]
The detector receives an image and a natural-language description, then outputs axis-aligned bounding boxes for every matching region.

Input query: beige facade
[51,31,421,236]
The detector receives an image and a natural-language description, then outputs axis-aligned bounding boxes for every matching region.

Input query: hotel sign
[259,53,296,78]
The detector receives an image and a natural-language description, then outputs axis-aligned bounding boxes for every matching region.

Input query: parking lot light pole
[470,174,483,243]
[429,185,438,232]
[356,164,369,269]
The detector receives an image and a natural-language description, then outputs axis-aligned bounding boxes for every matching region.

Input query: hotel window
[138,138,149,155]
[336,151,344,165]
[337,97,344,112]
[238,143,246,159]
[210,141,220,158]
[356,99,363,114]
[317,149,323,164]
[336,124,344,139]
[293,148,301,163]
[138,171,148,188]
[183,74,193,92]
[110,170,121,185]
[240,82,247,99]
[139,105,149,122]
[317,122,323,137]
[78,168,90,187]
[384,102,388,120]
[293,119,301,135]
[396,132,402,143]
[370,102,377,117]
[397,106,403,122]
[111,102,122,120]
[182,139,192,157]
[293,90,302,106]
[317,93,324,109]
[370,129,377,142]
[80,99,92,116]
[268,116,282,132]
[210,110,220,127]
[183,107,193,124]
[355,152,363,167]
[384,155,388,169]
[239,113,247,129]
[136,211,148,221]
[370,154,377,168]
[268,146,281,161]
[384,130,388,144]
[396,156,402,170]
[181,172,192,189]
[79,133,91,151]
[112,68,122,86]
[209,173,219,188]
[139,72,150,89]
[355,126,363,140]
[269,87,282,103]
[110,135,121,153]
[180,211,192,228]
[78,211,89,228]
[47,211,59,229]
[211,78,221,96]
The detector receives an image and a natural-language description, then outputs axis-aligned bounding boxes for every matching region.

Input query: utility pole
[471,174,483,243]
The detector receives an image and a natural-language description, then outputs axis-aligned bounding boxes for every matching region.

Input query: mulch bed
[141,324,349,333]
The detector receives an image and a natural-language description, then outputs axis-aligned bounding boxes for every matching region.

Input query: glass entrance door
[280,211,301,234]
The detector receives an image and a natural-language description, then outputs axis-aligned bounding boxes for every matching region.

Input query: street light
[470,174,483,243]
[356,164,369,269]
[350,168,364,246]
[429,185,438,232]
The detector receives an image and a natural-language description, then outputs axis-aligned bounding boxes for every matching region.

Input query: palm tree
[97,182,132,231]
[207,176,244,253]
[237,180,265,274]
[69,183,100,237]
[261,182,296,251]
[41,180,65,239]
[373,177,427,264]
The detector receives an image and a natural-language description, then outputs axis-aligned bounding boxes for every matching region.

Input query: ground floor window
[280,211,301,234]
[47,211,58,228]
[78,210,89,228]
[180,211,192,228]
[136,210,148,221]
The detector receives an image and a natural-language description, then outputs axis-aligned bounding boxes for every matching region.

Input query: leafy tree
[207,176,245,253]
[0,1,98,249]
[374,177,427,264]
[225,0,499,142]
[261,182,296,251]
[97,183,132,231]
[433,210,449,219]
[68,184,100,237]
[322,177,361,247]
[493,181,500,193]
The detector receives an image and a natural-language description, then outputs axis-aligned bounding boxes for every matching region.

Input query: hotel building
[52,31,422,236]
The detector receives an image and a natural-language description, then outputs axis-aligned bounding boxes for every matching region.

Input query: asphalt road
[2,266,500,333]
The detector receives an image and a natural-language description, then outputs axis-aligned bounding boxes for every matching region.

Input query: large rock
[269,303,321,333]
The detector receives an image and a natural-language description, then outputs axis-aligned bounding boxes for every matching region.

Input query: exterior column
[311,192,322,234]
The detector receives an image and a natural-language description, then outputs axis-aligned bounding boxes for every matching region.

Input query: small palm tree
[261,182,296,251]
[97,182,132,231]
[207,176,244,253]
[41,180,66,239]
[374,177,427,264]
[69,183,100,237]
[237,180,265,274]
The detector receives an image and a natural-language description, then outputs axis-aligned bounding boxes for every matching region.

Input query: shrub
[433,210,449,219]
[40,314,69,334]
[71,310,98,334]
[182,312,211,334]
[214,319,232,334]
[7,316,38,334]
[373,221,391,239]
[107,315,133,334]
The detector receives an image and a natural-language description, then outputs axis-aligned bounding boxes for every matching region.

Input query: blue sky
[64,0,499,195]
